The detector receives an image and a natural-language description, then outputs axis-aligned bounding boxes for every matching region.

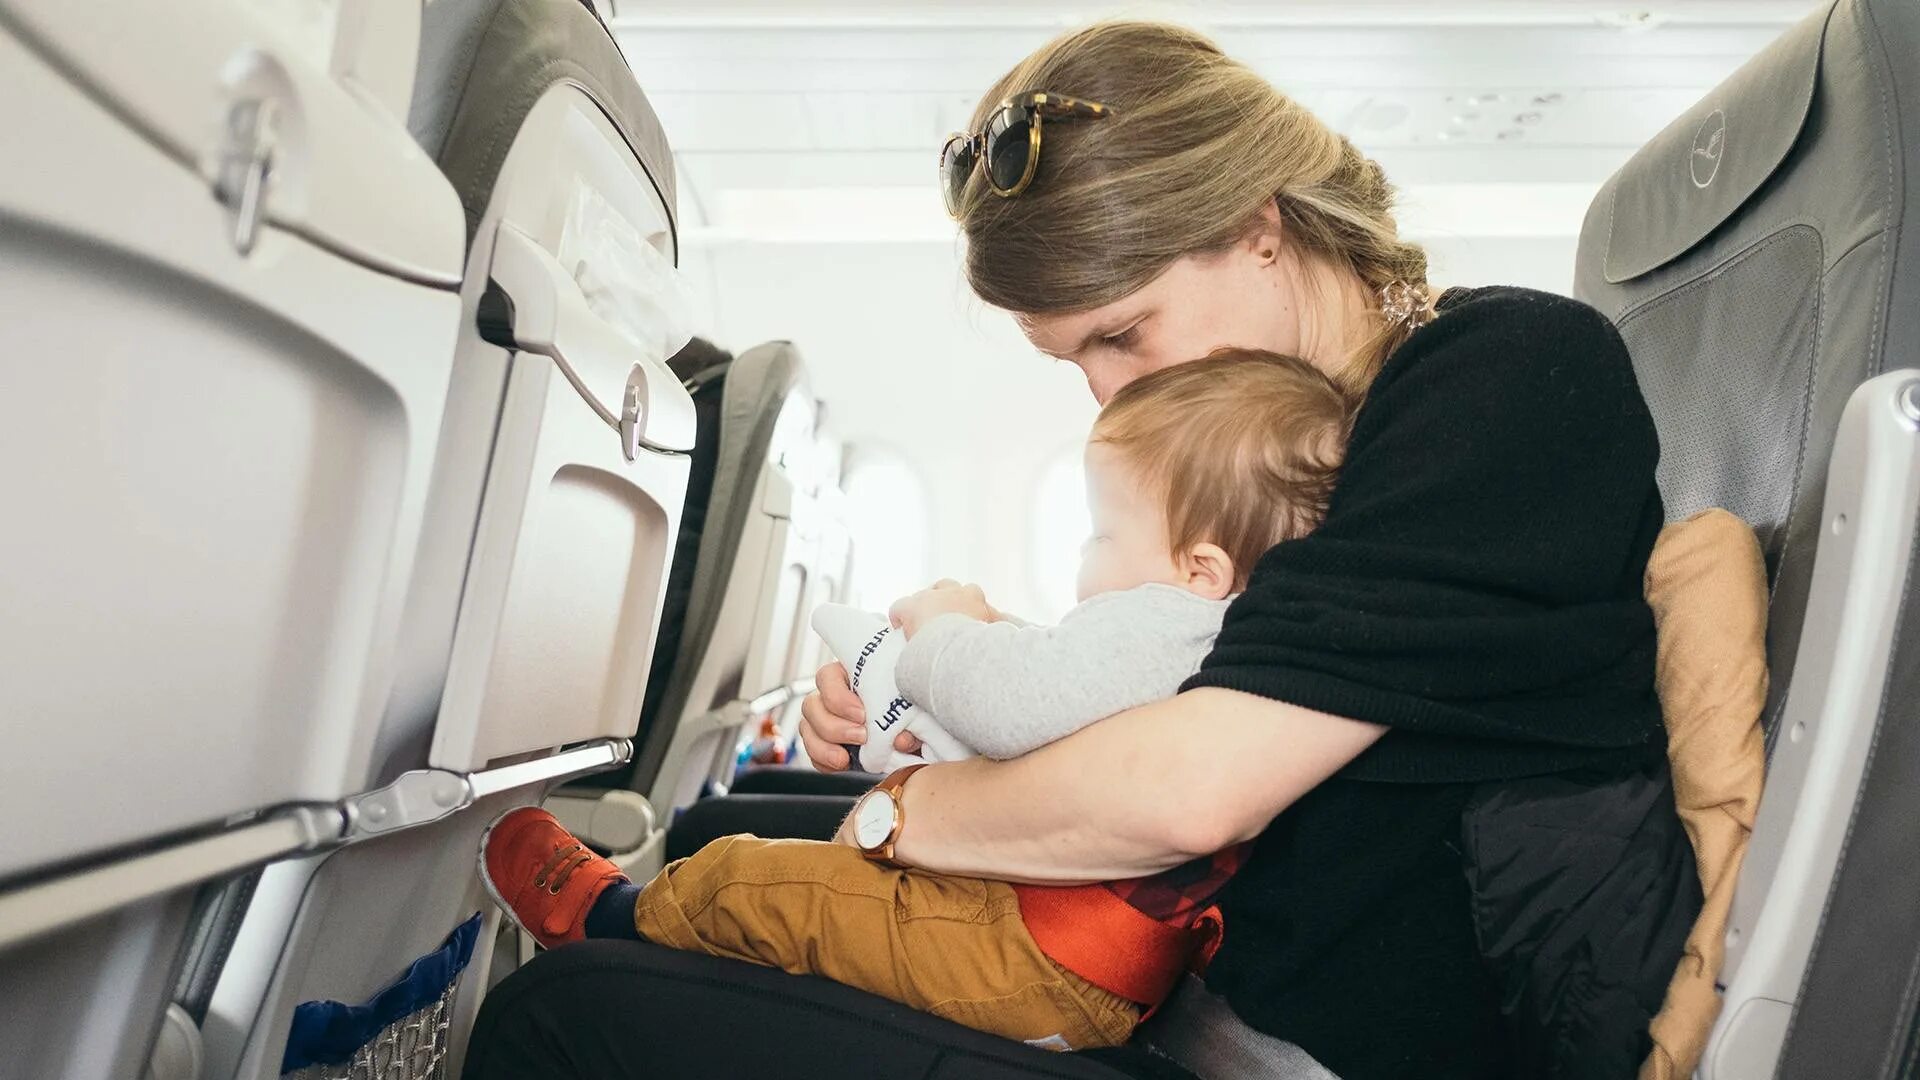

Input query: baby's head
[1077,348,1352,603]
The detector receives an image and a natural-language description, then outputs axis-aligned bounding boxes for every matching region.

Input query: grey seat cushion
[1574,0,1913,741]
[1137,977,1336,1080]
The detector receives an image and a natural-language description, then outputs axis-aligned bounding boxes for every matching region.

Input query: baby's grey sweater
[892,583,1229,760]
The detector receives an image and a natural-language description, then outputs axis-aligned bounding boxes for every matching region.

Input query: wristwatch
[851,764,929,865]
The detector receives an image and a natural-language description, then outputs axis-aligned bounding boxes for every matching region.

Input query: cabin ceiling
[609,1,1815,242]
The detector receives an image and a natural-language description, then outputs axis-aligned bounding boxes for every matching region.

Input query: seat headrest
[411,0,677,249]
[1600,6,1829,283]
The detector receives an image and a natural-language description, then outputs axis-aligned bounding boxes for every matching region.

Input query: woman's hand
[889,580,996,639]
[799,662,866,772]
[798,662,924,771]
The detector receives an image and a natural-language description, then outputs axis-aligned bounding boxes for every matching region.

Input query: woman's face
[1016,225,1349,404]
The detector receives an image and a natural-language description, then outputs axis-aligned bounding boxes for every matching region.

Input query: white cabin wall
[682,239,1098,621]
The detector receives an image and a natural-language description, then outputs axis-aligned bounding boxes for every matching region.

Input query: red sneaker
[478,806,626,949]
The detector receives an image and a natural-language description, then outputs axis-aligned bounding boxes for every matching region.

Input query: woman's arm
[869,687,1385,882]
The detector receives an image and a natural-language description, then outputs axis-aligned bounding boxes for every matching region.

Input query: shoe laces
[532,842,595,895]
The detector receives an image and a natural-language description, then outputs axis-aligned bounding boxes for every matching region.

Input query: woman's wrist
[883,753,1140,883]
[888,761,940,866]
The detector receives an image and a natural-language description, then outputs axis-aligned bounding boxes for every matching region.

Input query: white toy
[810,604,976,774]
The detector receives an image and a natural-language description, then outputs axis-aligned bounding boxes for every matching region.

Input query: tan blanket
[1639,509,1770,1080]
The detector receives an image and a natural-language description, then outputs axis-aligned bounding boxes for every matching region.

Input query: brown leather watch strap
[861,763,929,865]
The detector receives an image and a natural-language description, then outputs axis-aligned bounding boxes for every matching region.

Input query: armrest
[1705,372,1920,1079]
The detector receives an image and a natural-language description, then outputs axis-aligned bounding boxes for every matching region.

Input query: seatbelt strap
[1012,883,1223,1009]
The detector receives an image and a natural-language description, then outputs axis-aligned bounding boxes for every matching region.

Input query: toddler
[479,348,1352,1050]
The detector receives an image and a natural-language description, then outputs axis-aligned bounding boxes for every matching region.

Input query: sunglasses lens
[984,107,1034,194]
[940,137,973,215]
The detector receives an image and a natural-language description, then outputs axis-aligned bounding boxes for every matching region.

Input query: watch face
[854,790,897,850]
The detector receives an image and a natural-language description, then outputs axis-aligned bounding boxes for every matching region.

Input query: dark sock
[582,880,645,940]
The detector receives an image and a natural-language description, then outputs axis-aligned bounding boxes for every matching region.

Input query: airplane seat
[641,337,736,746]
[0,2,467,1077]
[189,1,699,1077]
[534,333,731,848]
[1572,0,1920,1074]
[549,340,853,882]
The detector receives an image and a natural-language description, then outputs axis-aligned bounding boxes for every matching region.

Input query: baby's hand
[889,580,995,639]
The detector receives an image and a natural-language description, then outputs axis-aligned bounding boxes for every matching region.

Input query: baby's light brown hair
[1092,349,1353,590]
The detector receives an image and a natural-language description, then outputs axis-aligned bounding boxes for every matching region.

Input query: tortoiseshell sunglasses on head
[939,92,1113,217]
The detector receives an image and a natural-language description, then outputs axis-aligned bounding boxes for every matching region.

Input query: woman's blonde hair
[1093,348,1353,589]
[957,20,1428,391]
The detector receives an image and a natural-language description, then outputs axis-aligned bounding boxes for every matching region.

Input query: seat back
[0,2,464,1076]
[1572,0,1920,1074]
[638,339,738,746]
[639,344,849,813]
[193,1,698,1076]
[553,340,851,878]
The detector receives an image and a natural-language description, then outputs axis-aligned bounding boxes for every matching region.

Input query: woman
[465,21,1695,1080]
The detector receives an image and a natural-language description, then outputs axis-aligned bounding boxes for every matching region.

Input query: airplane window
[841,452,932,613]
[1030,447,1092,622]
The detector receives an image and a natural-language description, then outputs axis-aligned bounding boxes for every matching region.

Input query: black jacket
[1464,760,1702,1079]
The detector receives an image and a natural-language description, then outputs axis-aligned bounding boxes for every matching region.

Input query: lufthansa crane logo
[1691,109,1726,189]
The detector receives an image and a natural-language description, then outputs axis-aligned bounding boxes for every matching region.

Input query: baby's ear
[1181,543,1236,601]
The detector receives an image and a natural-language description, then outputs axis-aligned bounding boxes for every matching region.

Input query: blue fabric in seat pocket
[281,911,484,1073]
